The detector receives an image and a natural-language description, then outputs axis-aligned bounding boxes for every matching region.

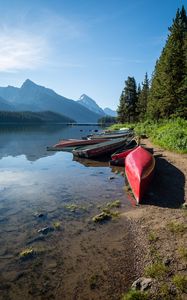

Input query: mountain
[0,80,101,123]
[77,94,117,117]
[0,96,15,111]
[77,94,105,116]
[104,107,117,117]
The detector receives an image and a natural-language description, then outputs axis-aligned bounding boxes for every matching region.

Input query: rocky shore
[122,138,187,299]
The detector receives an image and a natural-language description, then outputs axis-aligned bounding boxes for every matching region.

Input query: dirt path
[123,138,187,299]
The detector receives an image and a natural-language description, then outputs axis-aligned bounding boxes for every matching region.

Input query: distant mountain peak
[77,94,105,116]
[21,79,36,89]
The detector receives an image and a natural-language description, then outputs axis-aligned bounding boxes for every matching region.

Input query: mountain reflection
[0,125,101,161]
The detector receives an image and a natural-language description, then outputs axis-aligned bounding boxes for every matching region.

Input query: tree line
[0,111,75,124]
[117,6,187,123]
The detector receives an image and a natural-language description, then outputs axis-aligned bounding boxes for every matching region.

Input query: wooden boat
[125,146,155,203]
[47,138,108,151]
[72,138,128,158]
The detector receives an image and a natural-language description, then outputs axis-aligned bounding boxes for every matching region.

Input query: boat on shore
[125,146,155,203]
[72,138,128,158]
[109,140,138,166]
[87,129,133,140]
[47,138,108,151]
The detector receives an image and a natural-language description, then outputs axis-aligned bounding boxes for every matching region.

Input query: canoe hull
[73,138,128,158]
[47,138,108,151]
[125,146,155,203]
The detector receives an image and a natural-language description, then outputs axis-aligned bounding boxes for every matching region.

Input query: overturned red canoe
[125,146,155,203]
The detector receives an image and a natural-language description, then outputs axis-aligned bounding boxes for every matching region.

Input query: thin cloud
[0,27,47,72]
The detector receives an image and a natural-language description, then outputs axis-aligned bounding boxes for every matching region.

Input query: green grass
[148,231,158,242]
[109,118,187,153]
[178,247,187,261]
[122,290,148,300]
[167,221,186,234]
[172,274,187,292]
[144,262,168,278]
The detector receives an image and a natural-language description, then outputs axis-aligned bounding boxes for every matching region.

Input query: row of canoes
[47,128,155,204]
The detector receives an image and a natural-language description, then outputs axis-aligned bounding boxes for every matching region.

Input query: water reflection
[0,125,135,300]
[0,124,100,161]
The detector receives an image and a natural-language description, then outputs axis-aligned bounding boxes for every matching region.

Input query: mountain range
[0,79,117,123]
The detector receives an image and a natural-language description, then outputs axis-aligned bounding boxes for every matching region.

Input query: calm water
[0,125,137,300]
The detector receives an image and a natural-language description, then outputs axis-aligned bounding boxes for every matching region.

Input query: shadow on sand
[142,154,185,208]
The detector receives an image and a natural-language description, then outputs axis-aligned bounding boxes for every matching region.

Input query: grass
[89,274,99,289]
[148,231,158,242]
[122,290,149,300]
[144,262,168,279]
[109,118,187,153]
[172,274,187,293]
[158,283,172,300]
[167,221,186,234]
[178,247,187,261]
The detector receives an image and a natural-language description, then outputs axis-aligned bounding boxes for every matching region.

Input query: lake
[0,125,137,300]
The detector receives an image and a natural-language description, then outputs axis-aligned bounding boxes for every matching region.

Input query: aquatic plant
[64,204,88,213]
[19,248,35,259]
[92,211,111,223]
[53,221,61,230]
[107,200,121,208]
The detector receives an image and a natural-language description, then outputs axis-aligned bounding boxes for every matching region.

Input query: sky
[0,0,185,110]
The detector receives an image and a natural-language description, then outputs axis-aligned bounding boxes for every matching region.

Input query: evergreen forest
[117,6,187,123]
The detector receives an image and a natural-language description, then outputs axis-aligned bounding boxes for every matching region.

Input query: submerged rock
[38,226,54,235]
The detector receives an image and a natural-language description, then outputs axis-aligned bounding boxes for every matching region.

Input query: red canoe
[109,147,137,166]
[47,138,108,151]
[125,146,155,203]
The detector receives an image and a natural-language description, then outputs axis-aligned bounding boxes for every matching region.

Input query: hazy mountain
[77,94,117,117]
[77,94,105,116]
[0,96,15,111]
[0,80,101,123]
[104,107,117,117]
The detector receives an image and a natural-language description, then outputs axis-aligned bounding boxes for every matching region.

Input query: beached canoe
[87,129,133,140]
[72,138,128,158]
[47,138,108,151]
[109,139,138,166]
[125,146,155,203]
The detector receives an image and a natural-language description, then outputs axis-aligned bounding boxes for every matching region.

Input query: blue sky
[0,0,185,109]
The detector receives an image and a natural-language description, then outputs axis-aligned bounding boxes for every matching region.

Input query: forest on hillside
[117,6,187,123]
[0,111,75,124]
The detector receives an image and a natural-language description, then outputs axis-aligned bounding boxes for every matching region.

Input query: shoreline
[123,138,187,299]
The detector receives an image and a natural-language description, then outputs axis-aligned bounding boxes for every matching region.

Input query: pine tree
[117,77,138,123]
[147,6,187,119]
[137,73,149,121]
